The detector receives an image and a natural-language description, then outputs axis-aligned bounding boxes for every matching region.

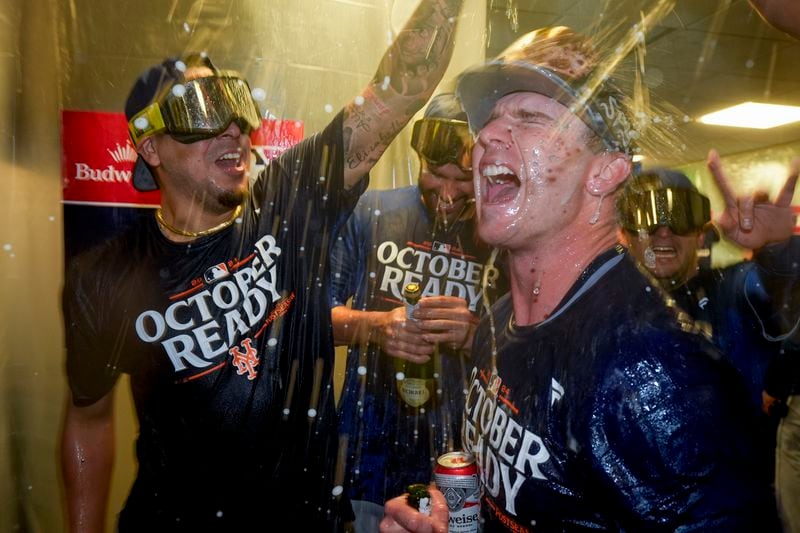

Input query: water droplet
[183,22,191,33]
[357,365,367,376]
[354,95,365,106]
[332,485,344,496]
[172,84,187,98]
[282,408,290,415]
[745,59,755,69]
[324,104,334,113]
[251,87,267,102]
[381,76,391,91]
[373,209,381,216]
[300,246,305,252]
[133,117,149,130]
[307,408,318,418]
[395,372,405,381]
[216,511,223,518]
[267,338,277,347]
[3,243,12,251]
[369,272,376,279]
[175,60,187,72]
[48,216,55,222]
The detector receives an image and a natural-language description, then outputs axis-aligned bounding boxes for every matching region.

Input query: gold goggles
[411,118,473,171]
[128,72,261,144]
[618,187,711,236]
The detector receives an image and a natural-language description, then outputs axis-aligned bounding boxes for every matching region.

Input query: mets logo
[230,338,259,380]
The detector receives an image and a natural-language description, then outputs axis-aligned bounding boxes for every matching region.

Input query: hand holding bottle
[413,296,479,353]
[380,487,448,533]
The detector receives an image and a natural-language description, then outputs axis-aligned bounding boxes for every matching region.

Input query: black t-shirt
[63,113,364,531]
[467,246,776,532]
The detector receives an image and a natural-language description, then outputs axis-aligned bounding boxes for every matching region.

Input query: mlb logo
[204,263,230,284]
[432,241,451,254]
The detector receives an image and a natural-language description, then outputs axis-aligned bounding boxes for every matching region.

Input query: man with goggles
[61,1,465,531]
[127,68,261,146]
[618,161,800,502]
[616,168,713,285]
[331,92,505,533]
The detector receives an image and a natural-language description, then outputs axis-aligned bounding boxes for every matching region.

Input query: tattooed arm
[342,0,463,189]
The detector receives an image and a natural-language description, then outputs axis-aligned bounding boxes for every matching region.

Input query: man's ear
[586,154,631,197]
[137,136,160,167]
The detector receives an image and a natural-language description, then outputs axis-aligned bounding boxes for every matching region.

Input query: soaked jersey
[331,186,504,504]
[466,246,775,532]
[64,113,363,531]
[669,237,800,412]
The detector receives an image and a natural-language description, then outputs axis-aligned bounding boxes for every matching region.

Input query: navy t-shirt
[467,246,776,532]
[331,186,505,504]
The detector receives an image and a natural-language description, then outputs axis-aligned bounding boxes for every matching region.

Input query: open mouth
[482,164,520,205]
[651,245,677,258]
[216,150,246,173]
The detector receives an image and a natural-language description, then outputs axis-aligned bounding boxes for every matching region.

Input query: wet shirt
[63,112,364,531]
[466,246,774,532]
[330,186,504,504]
[669,237,800,412]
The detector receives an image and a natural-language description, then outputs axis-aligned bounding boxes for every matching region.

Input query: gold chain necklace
[156,204,242,238]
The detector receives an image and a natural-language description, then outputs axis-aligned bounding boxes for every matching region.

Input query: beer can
[434,451,480,532]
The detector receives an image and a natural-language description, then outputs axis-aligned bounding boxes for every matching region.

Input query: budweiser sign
[61,110,304,207]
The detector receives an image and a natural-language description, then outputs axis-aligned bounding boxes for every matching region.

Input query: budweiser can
[434,451,480,532]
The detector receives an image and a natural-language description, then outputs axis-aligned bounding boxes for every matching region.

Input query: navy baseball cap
[457,26,637,154]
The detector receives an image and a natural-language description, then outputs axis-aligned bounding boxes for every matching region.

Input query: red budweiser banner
[794,205,800,235]
[61,110,304,207]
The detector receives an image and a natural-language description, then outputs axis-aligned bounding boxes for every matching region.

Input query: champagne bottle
[394,282,438,409]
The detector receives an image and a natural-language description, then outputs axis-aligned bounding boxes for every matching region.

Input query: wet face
[472,92,598,250]
[149,120,251,213]
[418,159,474,224]
[625,225,703,285]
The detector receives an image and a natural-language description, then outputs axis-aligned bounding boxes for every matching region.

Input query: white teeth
[219,152,240,161]
[481,164,513,177]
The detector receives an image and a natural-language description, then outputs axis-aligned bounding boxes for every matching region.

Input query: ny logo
[230,338,259,380]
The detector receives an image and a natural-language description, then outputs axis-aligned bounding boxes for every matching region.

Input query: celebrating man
[382,26,776,532]
[60,2,463,531]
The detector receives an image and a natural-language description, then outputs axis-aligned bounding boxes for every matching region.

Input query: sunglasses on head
[618,187,711,236]
[128,72,261,145]
[411,118,473,171]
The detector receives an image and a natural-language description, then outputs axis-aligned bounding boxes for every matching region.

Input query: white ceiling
[486,0,800,166]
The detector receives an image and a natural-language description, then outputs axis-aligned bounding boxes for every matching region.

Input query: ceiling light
[698,102,800,129]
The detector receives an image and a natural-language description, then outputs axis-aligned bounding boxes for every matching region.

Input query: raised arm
[61,391,115,533]
[706,149,798,250]
[341,0,463,188]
